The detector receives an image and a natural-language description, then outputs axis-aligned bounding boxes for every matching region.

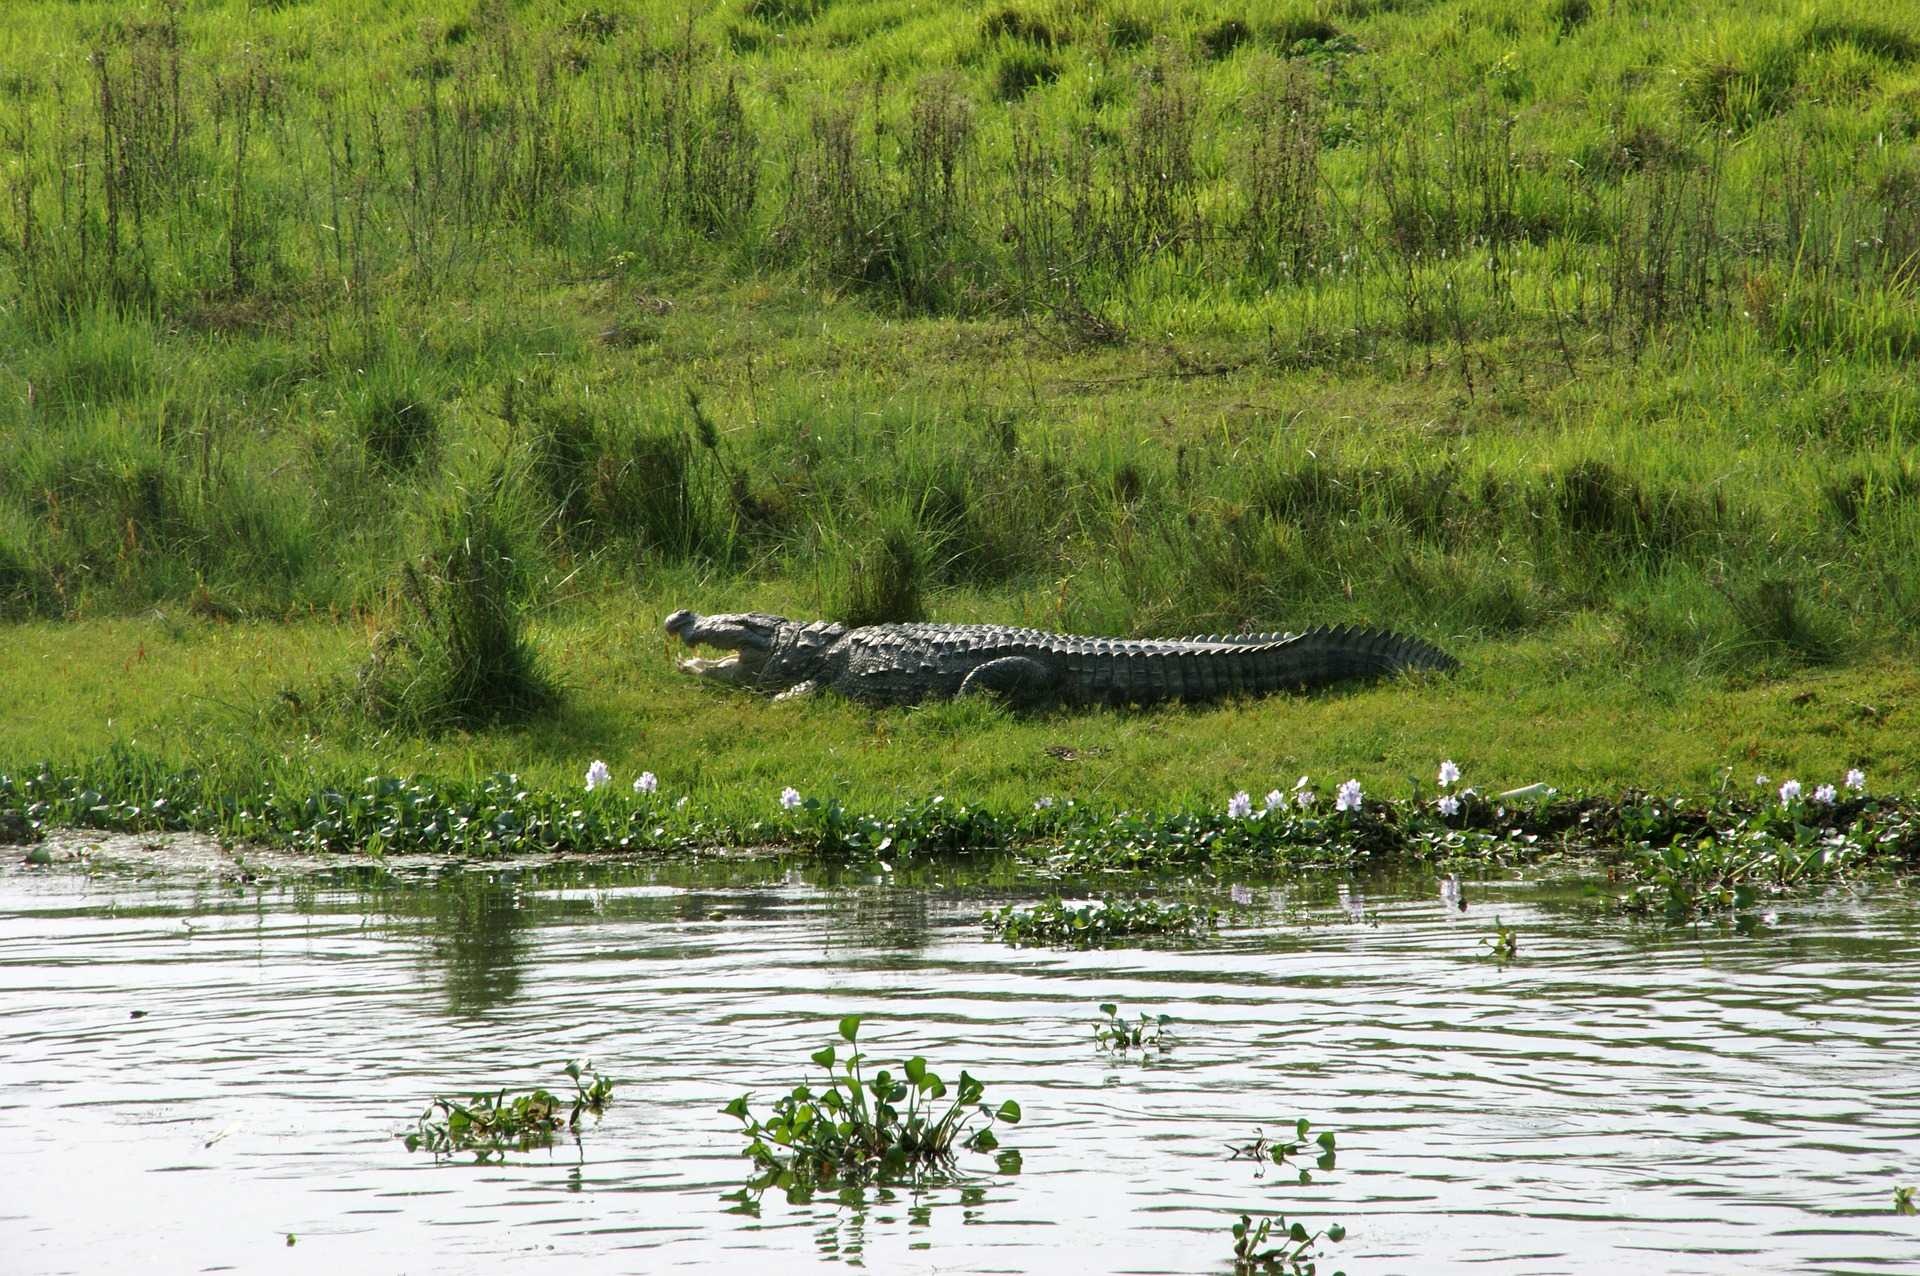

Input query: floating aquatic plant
[1229,1119,1337,1184]
[1230,1210,1346,1274]
[984,896,1219,947]
[723,1016,1021,1199]
[1093,1002,1172,1053]
[1480,917,1520,961]
[404,1059,613,1162]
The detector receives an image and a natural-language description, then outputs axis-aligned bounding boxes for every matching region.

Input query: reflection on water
[1,855,1918,1275]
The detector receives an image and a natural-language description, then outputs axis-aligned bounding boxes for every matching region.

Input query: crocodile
[665,610,1457,707]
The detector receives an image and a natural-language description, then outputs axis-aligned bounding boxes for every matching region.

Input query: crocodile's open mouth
[664,610,781,688]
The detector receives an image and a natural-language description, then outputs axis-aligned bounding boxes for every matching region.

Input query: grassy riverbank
[3,0,1918,802]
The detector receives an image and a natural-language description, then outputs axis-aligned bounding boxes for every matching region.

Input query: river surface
[3,851,1918,1275]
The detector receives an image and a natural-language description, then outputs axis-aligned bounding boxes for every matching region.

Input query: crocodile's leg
[772,679,819,702]
[957,656,1056,705]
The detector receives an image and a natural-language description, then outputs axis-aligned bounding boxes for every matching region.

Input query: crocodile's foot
[665,610,782,688]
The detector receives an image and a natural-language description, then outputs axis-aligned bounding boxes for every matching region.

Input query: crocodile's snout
[664,609,698,640]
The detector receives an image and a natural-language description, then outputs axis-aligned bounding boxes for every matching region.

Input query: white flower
[1755,775,1769,787]
[1295,786,1317,809]
[674,795,689,810]
[1033,795,1056,811]
[1335,778,1364,812]
[1845,768,1866,792]
[634,771,658,795]
[1437,793,1460,817]
[1228,791,1253,820]
[779,786,803,810]
[1778,779,1801,805]
[1294,775,1311,790]
[1812,784,1837,805]
[585,760,612,792]
[1264,789,1285,811]
[1438,760,1461,787]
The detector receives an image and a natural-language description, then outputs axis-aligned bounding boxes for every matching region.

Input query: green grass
[0,609,1910,807]
[2,0,1918,803]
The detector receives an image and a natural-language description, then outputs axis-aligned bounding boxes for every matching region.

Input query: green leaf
[1098,1002,1117,1017]
[994,1149,1024,1174]
[1327,1223,1347,1242]
[722,1095,750,1119]
[811,1045,836,1069]
[996,1099,1022,1124]
[903,1056,927,1086]
[1317,1131,1336,1150]
[1295,1117,1311,1139]
[1289,1222,1309,1242]
[839,1015,862,1043]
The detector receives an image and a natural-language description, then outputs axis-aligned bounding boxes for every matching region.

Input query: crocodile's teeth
[679,654,744,681]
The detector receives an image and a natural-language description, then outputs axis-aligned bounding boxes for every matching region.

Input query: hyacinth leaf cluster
[984,896,1221,947]
[723,1016,1021,1198]
[403,1060,613,1163]
[1229,1119,1339,1186]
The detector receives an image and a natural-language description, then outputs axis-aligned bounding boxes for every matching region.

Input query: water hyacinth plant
[404,1060,613,1162]
[1093,1003,1172,1054]
[1481,918,1520,961]
[723,1016,1021,1197]
[1228,1119,1338,1185]
[1229,1210,1346,1275]
[585,760,612,792]
[634,771,658,795]
[1334,779,1364,813]
[984,896,1220,947]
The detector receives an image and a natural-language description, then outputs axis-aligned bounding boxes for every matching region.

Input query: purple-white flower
[1438,760,1461,788]
[634,771,658,795]
[585,760,612,792]
[779,786,803,810]
[1778,779,1801,805]
[1845,768,1866,792]
[1264,789,1286,811]
[1228,791,1253,820]
[1812,784,1837,805]
[1755,775,1770,787]
[1034,795,1056,811]
[1437,793,1461,817]
[1335,778,1364,813]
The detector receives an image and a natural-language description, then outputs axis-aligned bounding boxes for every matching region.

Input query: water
[3,852,1918,1275]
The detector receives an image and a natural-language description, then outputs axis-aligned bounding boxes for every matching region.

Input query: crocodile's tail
[1240,624,1458,693]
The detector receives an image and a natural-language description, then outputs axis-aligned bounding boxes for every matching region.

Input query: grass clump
[353,479,552,729]
[985,895,1220,946]
[404,1060,613,1162]
[834,525,927,626]
[723,1016,1022,1198]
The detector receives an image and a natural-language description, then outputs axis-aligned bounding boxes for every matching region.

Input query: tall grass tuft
[835,524,927,627]
[354,477,552,729]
